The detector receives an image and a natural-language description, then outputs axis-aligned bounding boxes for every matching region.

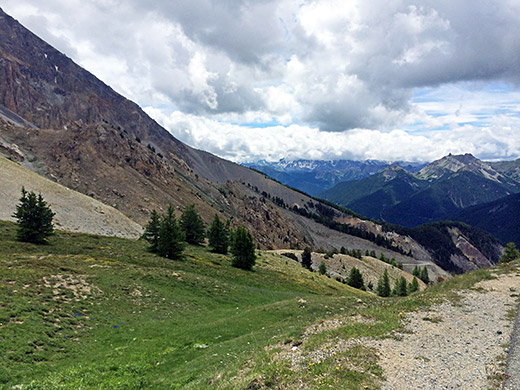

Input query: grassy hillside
[0,221,504,389]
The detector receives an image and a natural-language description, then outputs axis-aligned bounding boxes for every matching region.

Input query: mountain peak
[380,164,409,181]
[416,153,496,181]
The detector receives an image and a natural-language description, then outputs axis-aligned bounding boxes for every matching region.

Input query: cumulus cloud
[2,0,520,161]
[144,107,520,163]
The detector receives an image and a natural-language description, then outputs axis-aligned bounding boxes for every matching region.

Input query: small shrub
[318,262,327,275]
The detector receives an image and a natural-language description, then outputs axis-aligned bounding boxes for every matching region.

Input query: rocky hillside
[0,154,142,238]
[0,8,504,275]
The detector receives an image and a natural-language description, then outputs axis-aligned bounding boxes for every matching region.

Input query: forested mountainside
[321,154,520,227]
[453,193,520,247]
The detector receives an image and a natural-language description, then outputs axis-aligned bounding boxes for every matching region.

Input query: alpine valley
[0,5,519,390]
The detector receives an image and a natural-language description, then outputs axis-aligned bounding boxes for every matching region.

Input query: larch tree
[180,204,206,245]
[208,214,230,254]
[230,226,256,270]
[157,205,185,260]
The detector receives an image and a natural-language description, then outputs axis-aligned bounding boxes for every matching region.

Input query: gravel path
[503,301,520,389]
[368,272,520,389]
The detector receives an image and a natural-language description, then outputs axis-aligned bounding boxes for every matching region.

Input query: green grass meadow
[0,220,509,389]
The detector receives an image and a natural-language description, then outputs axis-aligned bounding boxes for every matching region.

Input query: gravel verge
[503,296,520,389]
[368,272,520,389]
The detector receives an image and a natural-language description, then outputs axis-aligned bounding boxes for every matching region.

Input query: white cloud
[2,0,520,162]
[144,107,520,163]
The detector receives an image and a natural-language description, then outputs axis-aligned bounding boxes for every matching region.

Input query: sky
[2,0,520,163]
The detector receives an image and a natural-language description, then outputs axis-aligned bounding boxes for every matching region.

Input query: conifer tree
[318,261,327,275]
[180,204,206,245]
[347,267,365,290]
[500,242,520,263]
[420,266,430,284]
[408,276,420,293]
[230,226,256,270]
[13,187,54,244]
[143,209,161,253]
[157,205,185,259]
[412,265,420,277]
[301,247,312,270]
[208,214,230,254]
[377,269,391,297]
[393,276,408,296]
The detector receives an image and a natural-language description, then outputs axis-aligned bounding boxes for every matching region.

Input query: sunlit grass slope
[0,220,502,389]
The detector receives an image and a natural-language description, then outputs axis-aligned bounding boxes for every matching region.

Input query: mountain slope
[0,154,142,238]
[321,165,427,219]
[452,193,520,247]
[490,158,520,183]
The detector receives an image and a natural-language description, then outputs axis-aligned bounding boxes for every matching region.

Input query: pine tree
[13,187,55,244]
[157,205,185,259]
[347,267,365,290]
[230,226,256,270]
[408,276,420,293]
[180,204,206,245]
[500,242,520,263]
[208,214,230,254]
[412,265,420,278]
[318,261,327,275]
[420,266,430,284]
[143,209,161,253]
[301,247,312,270]
[377,269,391,297]
[393,276,408,296]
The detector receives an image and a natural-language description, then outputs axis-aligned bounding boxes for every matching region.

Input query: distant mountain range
[243,159,426,196]
[320,153,520,233]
